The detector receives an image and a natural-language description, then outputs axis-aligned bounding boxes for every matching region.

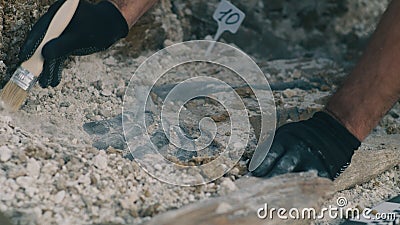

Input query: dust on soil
[0,0,399,224]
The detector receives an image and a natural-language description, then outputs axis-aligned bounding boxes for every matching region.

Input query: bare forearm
[108,0,158,27]
[326,0,400,141]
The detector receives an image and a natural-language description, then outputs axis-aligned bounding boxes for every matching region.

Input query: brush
[0,0,80,112]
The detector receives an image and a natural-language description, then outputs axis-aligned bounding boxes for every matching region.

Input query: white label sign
[206,0,245,55]
[213,0,245,34]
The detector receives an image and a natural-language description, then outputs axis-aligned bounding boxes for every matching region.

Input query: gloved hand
[18,0,129,88]
[249,111,361,180]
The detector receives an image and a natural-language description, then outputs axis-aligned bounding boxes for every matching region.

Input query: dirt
[0,48,398,225]
[0,52,235,225]
[0,0,399,225]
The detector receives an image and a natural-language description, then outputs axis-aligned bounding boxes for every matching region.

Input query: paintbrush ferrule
[10,67,38,91]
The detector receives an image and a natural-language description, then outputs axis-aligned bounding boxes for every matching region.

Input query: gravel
[1,48,399,224]
[0,1,398,223]
[0,52,249,225]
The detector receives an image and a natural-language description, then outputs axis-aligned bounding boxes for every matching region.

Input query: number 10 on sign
[206,0,245,55]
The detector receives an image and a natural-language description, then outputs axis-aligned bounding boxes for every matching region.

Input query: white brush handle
[21,0,80,76]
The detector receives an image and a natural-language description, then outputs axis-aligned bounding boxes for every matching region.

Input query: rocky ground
[0,51,249,225]
[0,0,399,224]
[0,48,398,225]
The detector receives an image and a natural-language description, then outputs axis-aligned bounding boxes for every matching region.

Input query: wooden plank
[145,135,398,225]
[334,135,400,191]
[145,173,333,225]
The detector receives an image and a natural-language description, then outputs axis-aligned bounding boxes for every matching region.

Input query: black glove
[250,111,361,180]
[18,0,129,88]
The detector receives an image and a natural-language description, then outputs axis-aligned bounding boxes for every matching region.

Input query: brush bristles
[0,81,28,112]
